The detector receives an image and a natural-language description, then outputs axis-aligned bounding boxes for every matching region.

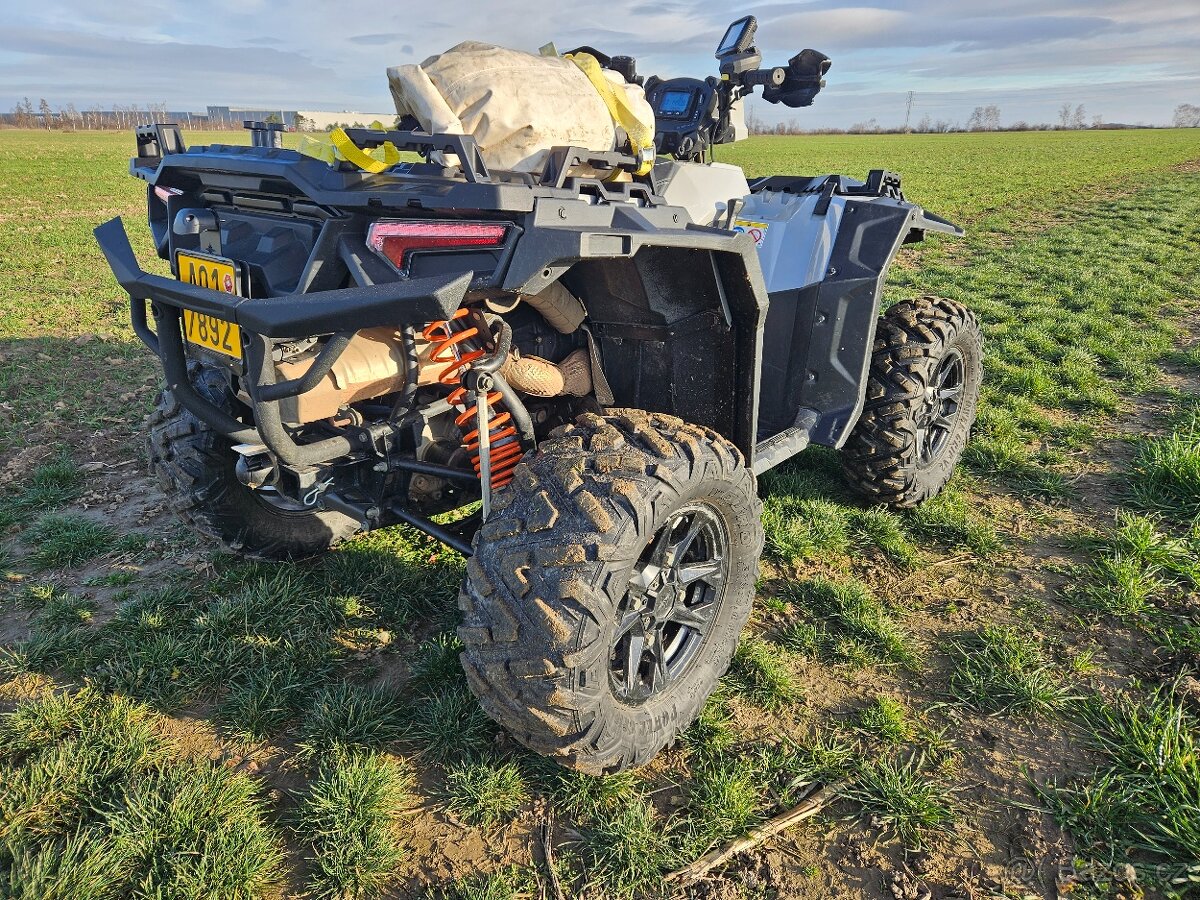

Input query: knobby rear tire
[147,364,359,560]
[458,410,763,774]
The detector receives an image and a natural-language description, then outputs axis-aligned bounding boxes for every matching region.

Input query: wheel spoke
[670,599,716,630]
[623,631,646,694]
[648,517,677,564]
[918,350,965,465]
[615,609,641,639]
[612,503,731,705]
[649,644,671,691]
[628,561,659,596]
[677,558,722,587]
[668,514,704,562]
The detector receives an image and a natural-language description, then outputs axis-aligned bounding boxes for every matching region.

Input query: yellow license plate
[177,251,242,359]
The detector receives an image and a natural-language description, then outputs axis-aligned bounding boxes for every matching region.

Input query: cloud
[762,7,1117,52]
[348,33,409,46]
[1,0,1197,127]
[0,26,349,109]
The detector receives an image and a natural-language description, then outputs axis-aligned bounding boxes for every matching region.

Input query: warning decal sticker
[732,219,769,248]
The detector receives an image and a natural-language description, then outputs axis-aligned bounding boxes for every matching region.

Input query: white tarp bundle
[387,41,655,175]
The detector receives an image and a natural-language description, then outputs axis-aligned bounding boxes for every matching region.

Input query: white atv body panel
[733,188,848,293]
[653,161,750,227]
[655,161,849,294]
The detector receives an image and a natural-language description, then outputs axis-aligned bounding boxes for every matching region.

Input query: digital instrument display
[659,90,692,115]
[716,16,755,57]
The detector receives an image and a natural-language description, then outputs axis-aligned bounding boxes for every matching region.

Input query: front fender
[758,197,958,448]
[904,207,963,243]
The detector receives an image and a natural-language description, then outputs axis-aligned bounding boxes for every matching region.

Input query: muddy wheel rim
[916,347,964,466]
[610,503,730,705]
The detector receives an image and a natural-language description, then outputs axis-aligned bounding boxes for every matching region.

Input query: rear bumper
[94,216,471,467]
[94,217,470,338]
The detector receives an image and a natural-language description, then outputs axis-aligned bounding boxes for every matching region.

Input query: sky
[2,0,1198,129]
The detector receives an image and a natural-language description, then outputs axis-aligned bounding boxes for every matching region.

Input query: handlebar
[742,67,786,89]
[626,18,834,162]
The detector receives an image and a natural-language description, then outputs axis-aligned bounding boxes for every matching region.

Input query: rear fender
[503,199,767,458]
[565,247,764,457]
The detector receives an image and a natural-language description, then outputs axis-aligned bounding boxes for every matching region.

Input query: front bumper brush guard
[94,216,472,468]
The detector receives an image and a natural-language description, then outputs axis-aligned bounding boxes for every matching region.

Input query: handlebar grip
[744,67,785,88]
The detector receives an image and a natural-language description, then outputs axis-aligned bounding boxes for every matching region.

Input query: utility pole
[903,91,914,132]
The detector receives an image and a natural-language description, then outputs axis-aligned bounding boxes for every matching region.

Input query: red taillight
[366,221,508,274]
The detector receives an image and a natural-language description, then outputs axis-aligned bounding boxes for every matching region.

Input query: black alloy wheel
[610,504,730,704]
[916,346,965,465]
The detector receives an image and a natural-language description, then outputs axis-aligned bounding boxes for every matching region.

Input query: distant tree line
[1,97,245,130]
[746,100,1195,135]
[8,94,1199,134]
[1,100,406,133]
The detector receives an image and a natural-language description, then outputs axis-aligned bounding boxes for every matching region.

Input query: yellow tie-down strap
[565,52,655,176]
[298,121,402,173]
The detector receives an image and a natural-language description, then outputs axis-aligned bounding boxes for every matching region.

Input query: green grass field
[2,126,1200,899]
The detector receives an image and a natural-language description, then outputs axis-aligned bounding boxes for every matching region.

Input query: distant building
[206,106,296,127]
[205,106,398,131]
[294,110,400,131]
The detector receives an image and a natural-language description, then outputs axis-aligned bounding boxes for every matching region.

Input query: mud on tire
[458,410,764,774]
[841,295,983,508]
[147,365,360,559]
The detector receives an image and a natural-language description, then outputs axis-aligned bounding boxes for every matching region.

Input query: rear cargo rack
[134,123,186,163]
[340,128,494,184]
[340,128,650,193]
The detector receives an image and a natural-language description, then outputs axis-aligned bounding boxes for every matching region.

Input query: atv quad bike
[96,17,982,773]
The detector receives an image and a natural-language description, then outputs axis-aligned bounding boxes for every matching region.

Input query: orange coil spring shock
[422,309,523,489]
